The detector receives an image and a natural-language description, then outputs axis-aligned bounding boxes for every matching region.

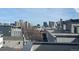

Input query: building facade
[3,36,24,49]
[11,27,22,37]
[55,19,79,33]
[62,19,79,33]
[49,21,54,28]
[43,22,48,27]
[0,34,3,48]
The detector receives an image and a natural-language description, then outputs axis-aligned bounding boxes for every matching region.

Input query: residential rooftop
[3,36,24,40]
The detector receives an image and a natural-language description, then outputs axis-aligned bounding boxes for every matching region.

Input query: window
[3,41,5,44]
[63,24,66,30]
[18,42,20,44]
[74,27,77,33]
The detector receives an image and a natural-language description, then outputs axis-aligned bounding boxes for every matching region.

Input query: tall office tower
[49,21,54,28]
[43,22,48,27]
[15,21,21,27]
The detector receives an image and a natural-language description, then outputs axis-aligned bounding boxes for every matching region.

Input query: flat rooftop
[46,30,79,36]
[31,42,79,51]
[3,36,24,40]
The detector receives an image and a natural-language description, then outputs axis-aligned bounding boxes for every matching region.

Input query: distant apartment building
[15,21,21,27]
[37,24,40,28]
[62,19,79,33]
[10,23,15,26]
[11,27,22,37]
[55,19,79,33]
[49,21,54,28]
[23,21,32,30]
[15,20,24,28]
[24,21,28,29]
[28,23,31,28]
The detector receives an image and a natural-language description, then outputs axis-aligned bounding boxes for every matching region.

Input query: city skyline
[0,8,79,25]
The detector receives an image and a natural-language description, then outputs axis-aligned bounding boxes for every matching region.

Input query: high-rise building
[19,20,24,28]
[22,21,28,34]
[15,21,21,27]
[24,21,28,29]
[49,21,54,28]
[43,22,48,27]
[28,22,32,28]
[15,20,24,28]
[37,24,40,28]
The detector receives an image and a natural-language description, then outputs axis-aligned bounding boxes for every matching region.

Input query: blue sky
[0,8,79,25]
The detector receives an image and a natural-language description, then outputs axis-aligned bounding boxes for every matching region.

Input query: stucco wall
[3,40,23,49]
